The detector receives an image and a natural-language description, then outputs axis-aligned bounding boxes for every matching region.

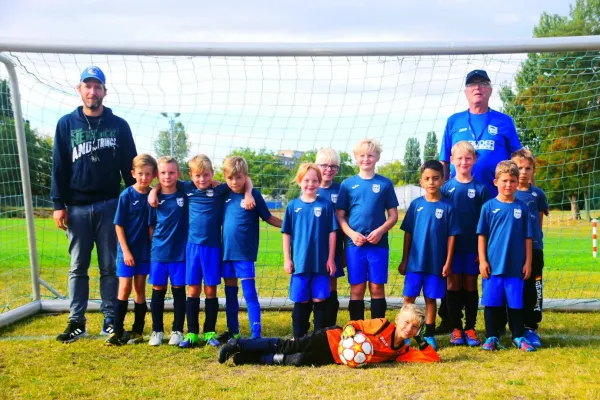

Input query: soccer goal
[1,36,600,327]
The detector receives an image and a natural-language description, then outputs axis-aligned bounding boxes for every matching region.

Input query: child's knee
[187,284,202,297]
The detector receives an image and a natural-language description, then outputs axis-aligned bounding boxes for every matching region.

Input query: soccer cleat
[178,333,200,349]
[218,339,241,364]
[482,336,503,351]
[104,332,122,346]
[450,329,465,346]
[56,321,88,343]
[148,331,164,346]
[423,336,437,351]
[126,331,144,344]
[524,329,542,348]
[513,337,536,352]
[217,331,241,345]
[168,331,184,346]
[204,332,220,347]
[100,317,114,336]
[463,329,481,347]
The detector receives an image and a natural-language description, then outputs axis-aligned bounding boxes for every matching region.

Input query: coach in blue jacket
[51,66,137,343]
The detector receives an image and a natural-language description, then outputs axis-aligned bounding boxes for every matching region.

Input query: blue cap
[465,69,490,85]
[80,66,106,84]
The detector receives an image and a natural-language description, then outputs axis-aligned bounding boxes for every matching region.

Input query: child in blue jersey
[336,139,399,321]
[477,160,535,352]
[316,148,344,327]
[149,155,255,348]
[221,156,282,340]
[148,156,189,347]
[283,163,337,338]
[441,141,490,347]
[399,160,461,350]
[105,154,157,346]
[511,148,548,348]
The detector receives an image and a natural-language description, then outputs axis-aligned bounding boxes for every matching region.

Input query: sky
[0,0,577,166]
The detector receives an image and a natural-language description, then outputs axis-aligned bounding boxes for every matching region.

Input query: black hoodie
[51,106,137,210]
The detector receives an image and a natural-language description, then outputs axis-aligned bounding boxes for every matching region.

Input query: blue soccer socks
[241,279,261,338]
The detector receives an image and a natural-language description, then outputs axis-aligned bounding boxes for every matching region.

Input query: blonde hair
[188,154,214,174]
[315,148,341,166]
[511,148,536,165]
[495,160,519,179]
[353,138,382,157]
[451,140,477,157]
[295,163,322,185]
[395,303,425,328]
[223,156,249,176]
[157,156,179,170]
[132,153,157,172]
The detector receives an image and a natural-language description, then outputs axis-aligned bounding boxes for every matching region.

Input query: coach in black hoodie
[52,66,137,343]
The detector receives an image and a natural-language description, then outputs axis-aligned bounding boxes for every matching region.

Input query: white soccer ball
[338,332,374,368]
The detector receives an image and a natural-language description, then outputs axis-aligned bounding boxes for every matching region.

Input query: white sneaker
[168,331,184,346]
[149,331,164,346]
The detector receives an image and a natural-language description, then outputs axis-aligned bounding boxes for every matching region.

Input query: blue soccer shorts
[451,252,479,275]
[346,245,389,285]
[333,255,345,278]
[221,261,256,280]
[185,243,221,286]
[149,261,186,286]
[403,272,446,299]
[289,273,330,302]
[116,260,150,278]
[481,275,524,309]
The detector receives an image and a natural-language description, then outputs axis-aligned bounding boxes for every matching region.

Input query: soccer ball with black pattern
[338,332,374,368]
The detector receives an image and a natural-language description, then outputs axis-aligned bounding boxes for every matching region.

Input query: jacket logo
[132,200,139,205]
[240,199,246,208]
[351,185,359,189]
[314,207,322,217]
[532,192,538,197]
[435,208,444,219]
[372,184,380,193]
[158,200,165,205]
[448,188,456,193]
[177,198,184,207]
[331,194,338,203]
[417,207,423,212]
[206,189,214,197]
[514,208,522,219]
[468,189,476,198]
[294,208,302,213]
[488,125,498,135]
[186,193,193,197]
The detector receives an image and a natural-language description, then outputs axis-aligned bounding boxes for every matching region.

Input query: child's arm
[478,235,490,279]
[266,215,282,228]
[336,209,366,246]
[243,177,256,210]
[148,184,161,208]
[327,231,337,276]
[398,232,412,275]
[366,207,399,245]
[282,233,294,274]
[115,224,135,266]
[442,236,456,277]
[523,238,532,280]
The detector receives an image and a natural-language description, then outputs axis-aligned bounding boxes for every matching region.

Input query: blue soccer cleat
[450,329,465,346]
[463,329,481,347]
[513,336,536,352]
[524,329,542,348]
[482,336,503,351]
[423,336,437,350]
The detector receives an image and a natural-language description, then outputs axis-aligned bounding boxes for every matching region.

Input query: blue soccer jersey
[114,186,151,263]
[282,197,338,275]
[149,190,188,262]
[439,109,522,197]
[477,198,533,277]
[441,178,490,253]
[180,181,229,247]
[336,174,399,249]
[400,196,462,275]
[318,182,343,255]
[514,185,548,250]
[222,188,272,261]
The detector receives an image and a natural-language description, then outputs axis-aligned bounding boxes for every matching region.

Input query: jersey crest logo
[514,208,522,219]
[468,189,476,198]
[240,199,246,208]
[331,194,338,203]
[206,189,214,197]
[314,207,322,217]
[132,200,139,205]
[372,184,380,193]
[488,125,498,135]
[177,198,184,207]
[435,208,444,219]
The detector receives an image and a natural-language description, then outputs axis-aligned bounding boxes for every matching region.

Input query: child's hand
[284,260,294,274]
[123,250,135,267]
[366,228,383,245]
[148,190,158,208]
[243,193,256,210]
[342,325,356,339]
[523,263,531,280]
[211,179,221,188]
[442,263,451,277]
[326,258,336,276]
[479,260,491,279]
[350,231,367,246]
[398,260,407,275]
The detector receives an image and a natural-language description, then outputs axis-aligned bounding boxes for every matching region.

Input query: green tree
[0,79,14,118]
[423,131,438,162]
[404,137,421,185]
[377,160,405,186]
[498,0,600,219]
[154,121,189,175]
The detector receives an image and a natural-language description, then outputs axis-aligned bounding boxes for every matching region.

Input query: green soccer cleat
[204,332,220,347]
[179,333,200,349]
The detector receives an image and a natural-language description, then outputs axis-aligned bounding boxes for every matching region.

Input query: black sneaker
[119,331,132,345]
[218,339,241,364]
[217,331,241,345]
[56,321,87,343]
[105,332,122,346]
